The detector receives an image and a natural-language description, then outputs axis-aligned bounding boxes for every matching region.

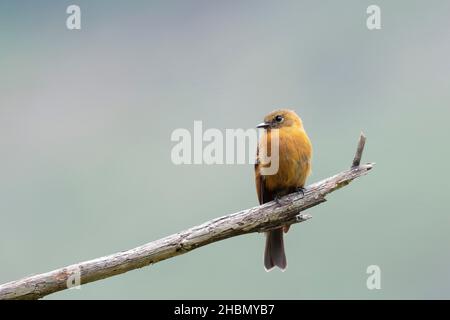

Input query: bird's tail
[264,228,287,271]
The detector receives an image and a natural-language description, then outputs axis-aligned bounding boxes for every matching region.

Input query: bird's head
[257,109,303,130]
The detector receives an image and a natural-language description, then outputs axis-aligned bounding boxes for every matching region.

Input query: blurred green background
[1,0,450,299]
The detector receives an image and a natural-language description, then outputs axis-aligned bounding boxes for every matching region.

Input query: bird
[255,109,312,271]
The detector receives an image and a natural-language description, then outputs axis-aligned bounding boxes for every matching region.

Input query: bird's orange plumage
[255,109,312,271]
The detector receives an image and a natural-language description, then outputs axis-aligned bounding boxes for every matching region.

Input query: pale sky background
[1,0,450,299]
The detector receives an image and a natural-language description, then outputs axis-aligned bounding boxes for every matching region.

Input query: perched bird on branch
[255,109,312,271]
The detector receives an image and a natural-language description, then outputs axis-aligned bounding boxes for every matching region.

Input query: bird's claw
[295,187,306,198]
[274,196,290,206]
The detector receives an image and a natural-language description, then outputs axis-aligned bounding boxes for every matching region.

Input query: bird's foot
[295,187,306,199]
[274,195,290,206]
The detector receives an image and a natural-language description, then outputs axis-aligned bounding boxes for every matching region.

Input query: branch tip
[296,213,312,221]
[352,132,367,168]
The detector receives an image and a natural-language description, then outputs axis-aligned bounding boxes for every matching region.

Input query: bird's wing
[255,162,264,205]
[255,148,274,205]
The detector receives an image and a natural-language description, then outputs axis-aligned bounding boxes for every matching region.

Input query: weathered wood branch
[0,133,373,300]
[352,132,366,168]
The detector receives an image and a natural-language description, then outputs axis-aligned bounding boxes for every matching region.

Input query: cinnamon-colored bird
[255,109,312,271]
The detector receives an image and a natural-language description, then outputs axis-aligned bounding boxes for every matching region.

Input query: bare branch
[352,132,366,167]
[0,134,374,300]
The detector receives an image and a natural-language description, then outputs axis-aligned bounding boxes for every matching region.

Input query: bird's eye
[275,115,283,123]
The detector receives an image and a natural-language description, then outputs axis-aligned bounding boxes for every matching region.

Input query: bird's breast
[258,127,312,192]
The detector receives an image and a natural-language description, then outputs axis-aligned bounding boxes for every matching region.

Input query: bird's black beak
[257,122,270,129]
